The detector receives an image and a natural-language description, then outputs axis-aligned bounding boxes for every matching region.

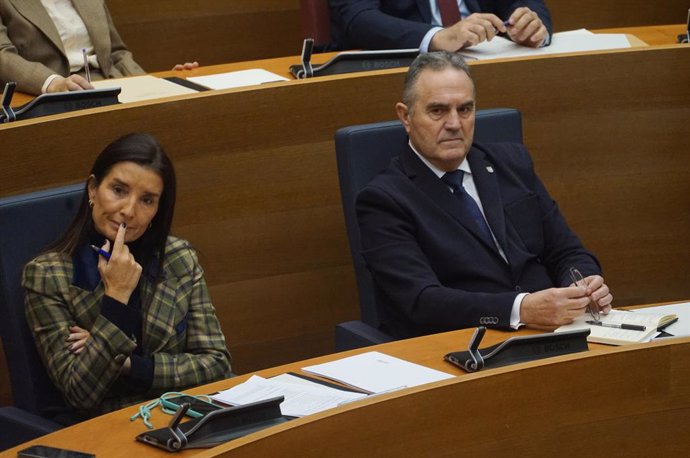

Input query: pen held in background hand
[90,244,110,260]
[586,320,646,331]
[82,48,91,83]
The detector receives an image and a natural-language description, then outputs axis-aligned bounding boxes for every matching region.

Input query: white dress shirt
[39,0,99,92]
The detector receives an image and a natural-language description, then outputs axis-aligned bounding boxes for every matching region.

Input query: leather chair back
[0,183,84,418]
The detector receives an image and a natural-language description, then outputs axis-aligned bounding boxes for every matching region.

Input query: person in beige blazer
[0,0,144,95]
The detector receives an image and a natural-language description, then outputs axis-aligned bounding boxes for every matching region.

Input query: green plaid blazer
[23,236,232,416]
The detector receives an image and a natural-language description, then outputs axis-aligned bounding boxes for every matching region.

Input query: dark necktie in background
[441,170,495,245]
[438,0,461,27]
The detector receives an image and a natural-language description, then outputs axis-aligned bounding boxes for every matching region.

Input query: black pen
[90,244,111,260]
[586,320,646,331]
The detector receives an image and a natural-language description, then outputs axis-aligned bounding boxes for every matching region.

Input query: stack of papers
[187,69,288,90]
[90,75,197,103]
[555,309,678,345]
[211,374,366,417]
[302,351,454,394]
[460,29,631,61]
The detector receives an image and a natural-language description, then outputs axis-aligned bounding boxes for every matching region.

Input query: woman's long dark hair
[49,133,176,282]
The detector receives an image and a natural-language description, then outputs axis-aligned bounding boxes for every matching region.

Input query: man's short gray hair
[402,51,473,108]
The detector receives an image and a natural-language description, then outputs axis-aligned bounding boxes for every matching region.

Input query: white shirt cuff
[510,292,529,329]
[42,74,61,93]
[420,27,444,53]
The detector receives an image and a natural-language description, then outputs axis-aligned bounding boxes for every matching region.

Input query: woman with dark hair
[22,133,231,418]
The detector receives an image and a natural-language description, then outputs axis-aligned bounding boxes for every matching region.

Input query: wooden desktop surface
[102,0,689,71]
[6,24,685,108]
[2,320,690,457]
[1,28,689,403]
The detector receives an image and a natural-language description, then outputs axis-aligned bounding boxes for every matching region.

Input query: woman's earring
[88,199,94,208]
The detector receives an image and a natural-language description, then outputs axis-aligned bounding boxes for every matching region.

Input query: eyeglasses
[569,267,600,321]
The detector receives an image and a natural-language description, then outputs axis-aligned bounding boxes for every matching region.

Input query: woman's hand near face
[98,223,142,304]
[66,325,91,354]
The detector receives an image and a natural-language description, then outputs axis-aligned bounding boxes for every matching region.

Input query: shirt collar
[408,140,472,178]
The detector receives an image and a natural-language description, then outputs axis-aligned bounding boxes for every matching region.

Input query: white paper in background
[187,69,288,90]
[90,75,197,103]
[632,302,690,338]
[302,351,454,394]
[460,31,631,61]
[211,375,367,417]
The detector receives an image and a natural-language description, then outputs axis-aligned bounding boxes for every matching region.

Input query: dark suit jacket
[0,0,144,94]
[329,0,552,50]
[356,143,600,338]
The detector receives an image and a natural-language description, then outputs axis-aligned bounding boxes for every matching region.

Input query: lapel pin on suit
[486,165,494,173]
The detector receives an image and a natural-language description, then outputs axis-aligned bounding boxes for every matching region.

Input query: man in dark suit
[329,0,552,51]
[356,51,612,339]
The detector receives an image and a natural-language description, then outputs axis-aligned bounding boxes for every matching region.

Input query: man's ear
[395,102,412,133]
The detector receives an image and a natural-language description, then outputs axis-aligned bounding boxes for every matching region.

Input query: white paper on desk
[632,302,690,338]
[211,375,367,417]
[460,32,630,61]
[302,351,454,394]
[90,75,197,103]
[187,69,288,90]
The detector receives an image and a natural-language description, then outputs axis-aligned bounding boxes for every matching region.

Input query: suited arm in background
[329,0,553,51]
[0,0,143,95]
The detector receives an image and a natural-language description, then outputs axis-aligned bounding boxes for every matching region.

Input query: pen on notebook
[586,320,646,332]
[82,48,91,83]
[90,244,110,260]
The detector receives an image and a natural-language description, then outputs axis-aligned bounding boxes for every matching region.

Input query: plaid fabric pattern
[23,236,232,416]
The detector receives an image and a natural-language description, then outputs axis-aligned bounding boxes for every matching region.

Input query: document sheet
[555,309,676,345]
[302,351,454,394]
[90,75,197,103]
[211,375,367,417]
[631,302,690,338]
[460,29,631,61]
[187,69,288,90]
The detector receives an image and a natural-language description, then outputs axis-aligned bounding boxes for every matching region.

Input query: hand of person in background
[46,74,94,92]
[430,13,507,51]
[505,7,548,47]
[172,61,200,71]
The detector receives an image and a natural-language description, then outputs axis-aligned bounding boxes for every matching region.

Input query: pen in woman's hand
[90,244,110,260]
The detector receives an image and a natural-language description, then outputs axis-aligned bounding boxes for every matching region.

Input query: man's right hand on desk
[519,285,590,327]
[47,74,94,93]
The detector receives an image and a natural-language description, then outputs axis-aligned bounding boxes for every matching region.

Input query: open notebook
[555,309,677,345]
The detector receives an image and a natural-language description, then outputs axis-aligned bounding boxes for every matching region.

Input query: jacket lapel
[400,146,499,253]
[467,146,508,253]
[72,0,111,75]
[11,0,65,55]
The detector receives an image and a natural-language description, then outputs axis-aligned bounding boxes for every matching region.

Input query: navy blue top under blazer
[356,142,600,338]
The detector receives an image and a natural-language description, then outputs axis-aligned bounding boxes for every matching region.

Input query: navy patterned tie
[442,170,494,245]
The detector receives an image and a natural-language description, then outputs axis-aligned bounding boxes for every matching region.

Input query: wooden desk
[1,38,689,397]
[102,0,688,71]
[597,24,686,46]
[2,326,690,457]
